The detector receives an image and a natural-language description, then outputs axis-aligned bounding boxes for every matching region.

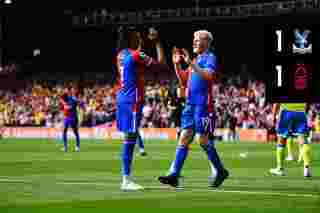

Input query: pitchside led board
[265,24,320,103]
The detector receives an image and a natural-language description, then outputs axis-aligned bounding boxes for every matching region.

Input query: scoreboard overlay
[265,24,319,103]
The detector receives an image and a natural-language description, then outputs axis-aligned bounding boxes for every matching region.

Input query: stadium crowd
[0,80,117,127]
[0,64,17,74]
[0,78,318,129]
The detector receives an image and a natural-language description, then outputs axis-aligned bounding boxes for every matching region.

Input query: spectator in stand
[159,103,169,128]
[228,110,238,142]
[141,100,153,128]
[34,105,46,126]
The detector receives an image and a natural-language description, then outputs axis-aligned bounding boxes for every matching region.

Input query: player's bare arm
[272,103,280,116]
[148,28,165,64]
[272,103,280,125]
[141,28,165,65]
[172,47,188,86]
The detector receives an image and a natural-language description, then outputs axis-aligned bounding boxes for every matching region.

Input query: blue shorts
[116,103,143,134]
[181,104,213,134]
[64,117,78,129]
[276,110,309,137]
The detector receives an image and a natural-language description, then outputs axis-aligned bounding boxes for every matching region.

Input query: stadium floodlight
[33,49,40,56]
[4,0,12,4]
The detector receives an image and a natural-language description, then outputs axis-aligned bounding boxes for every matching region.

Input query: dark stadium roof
[6,0,301,12]
[65,0,300,12]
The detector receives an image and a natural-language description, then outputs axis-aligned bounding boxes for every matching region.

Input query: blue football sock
[122,140,136,176]
[170,145,189,177]
[136,132,145,150]
[74,129,80,148]
[201,140,224,173]
[208,139,214,146]
[63,130,68,151]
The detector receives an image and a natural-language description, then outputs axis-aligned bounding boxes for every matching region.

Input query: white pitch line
[208,189,319,198]
[58,182,111,186]
[55,182,320,198]
[0,178,318,199]
[0,178,31,183]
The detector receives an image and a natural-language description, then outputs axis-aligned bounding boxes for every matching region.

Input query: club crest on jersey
[139,52,146,59]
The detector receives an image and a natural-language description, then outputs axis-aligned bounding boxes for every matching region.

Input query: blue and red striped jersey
[116,48,155,105]
[175,50,217,107]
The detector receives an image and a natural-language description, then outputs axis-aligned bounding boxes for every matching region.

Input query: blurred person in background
[142,99,153,128]
[34,105,46,127]
[0,98,6,138]
[168,87,186,139]
[270,103,312,177]
[228,110,238,142]
[60,88,85,152]
[159,103,169,128]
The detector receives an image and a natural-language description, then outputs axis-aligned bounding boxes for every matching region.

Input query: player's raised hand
[148,27,160,43]
[181,48,192,65]
[272,112,279,128]
[172,47,182,65]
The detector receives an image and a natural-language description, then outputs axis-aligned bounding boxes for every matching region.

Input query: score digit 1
[276,65,282,87]
[276,30,282,52]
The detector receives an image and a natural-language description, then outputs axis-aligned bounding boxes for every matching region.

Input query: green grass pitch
[0,138,319,213]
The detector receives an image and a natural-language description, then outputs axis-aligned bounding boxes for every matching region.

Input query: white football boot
[269,168,286,176]
[304,167,312,178]
[121,177,144,191]
[285,155,294,161]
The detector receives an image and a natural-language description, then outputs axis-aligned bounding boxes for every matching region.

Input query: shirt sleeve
[200,54,217,74]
